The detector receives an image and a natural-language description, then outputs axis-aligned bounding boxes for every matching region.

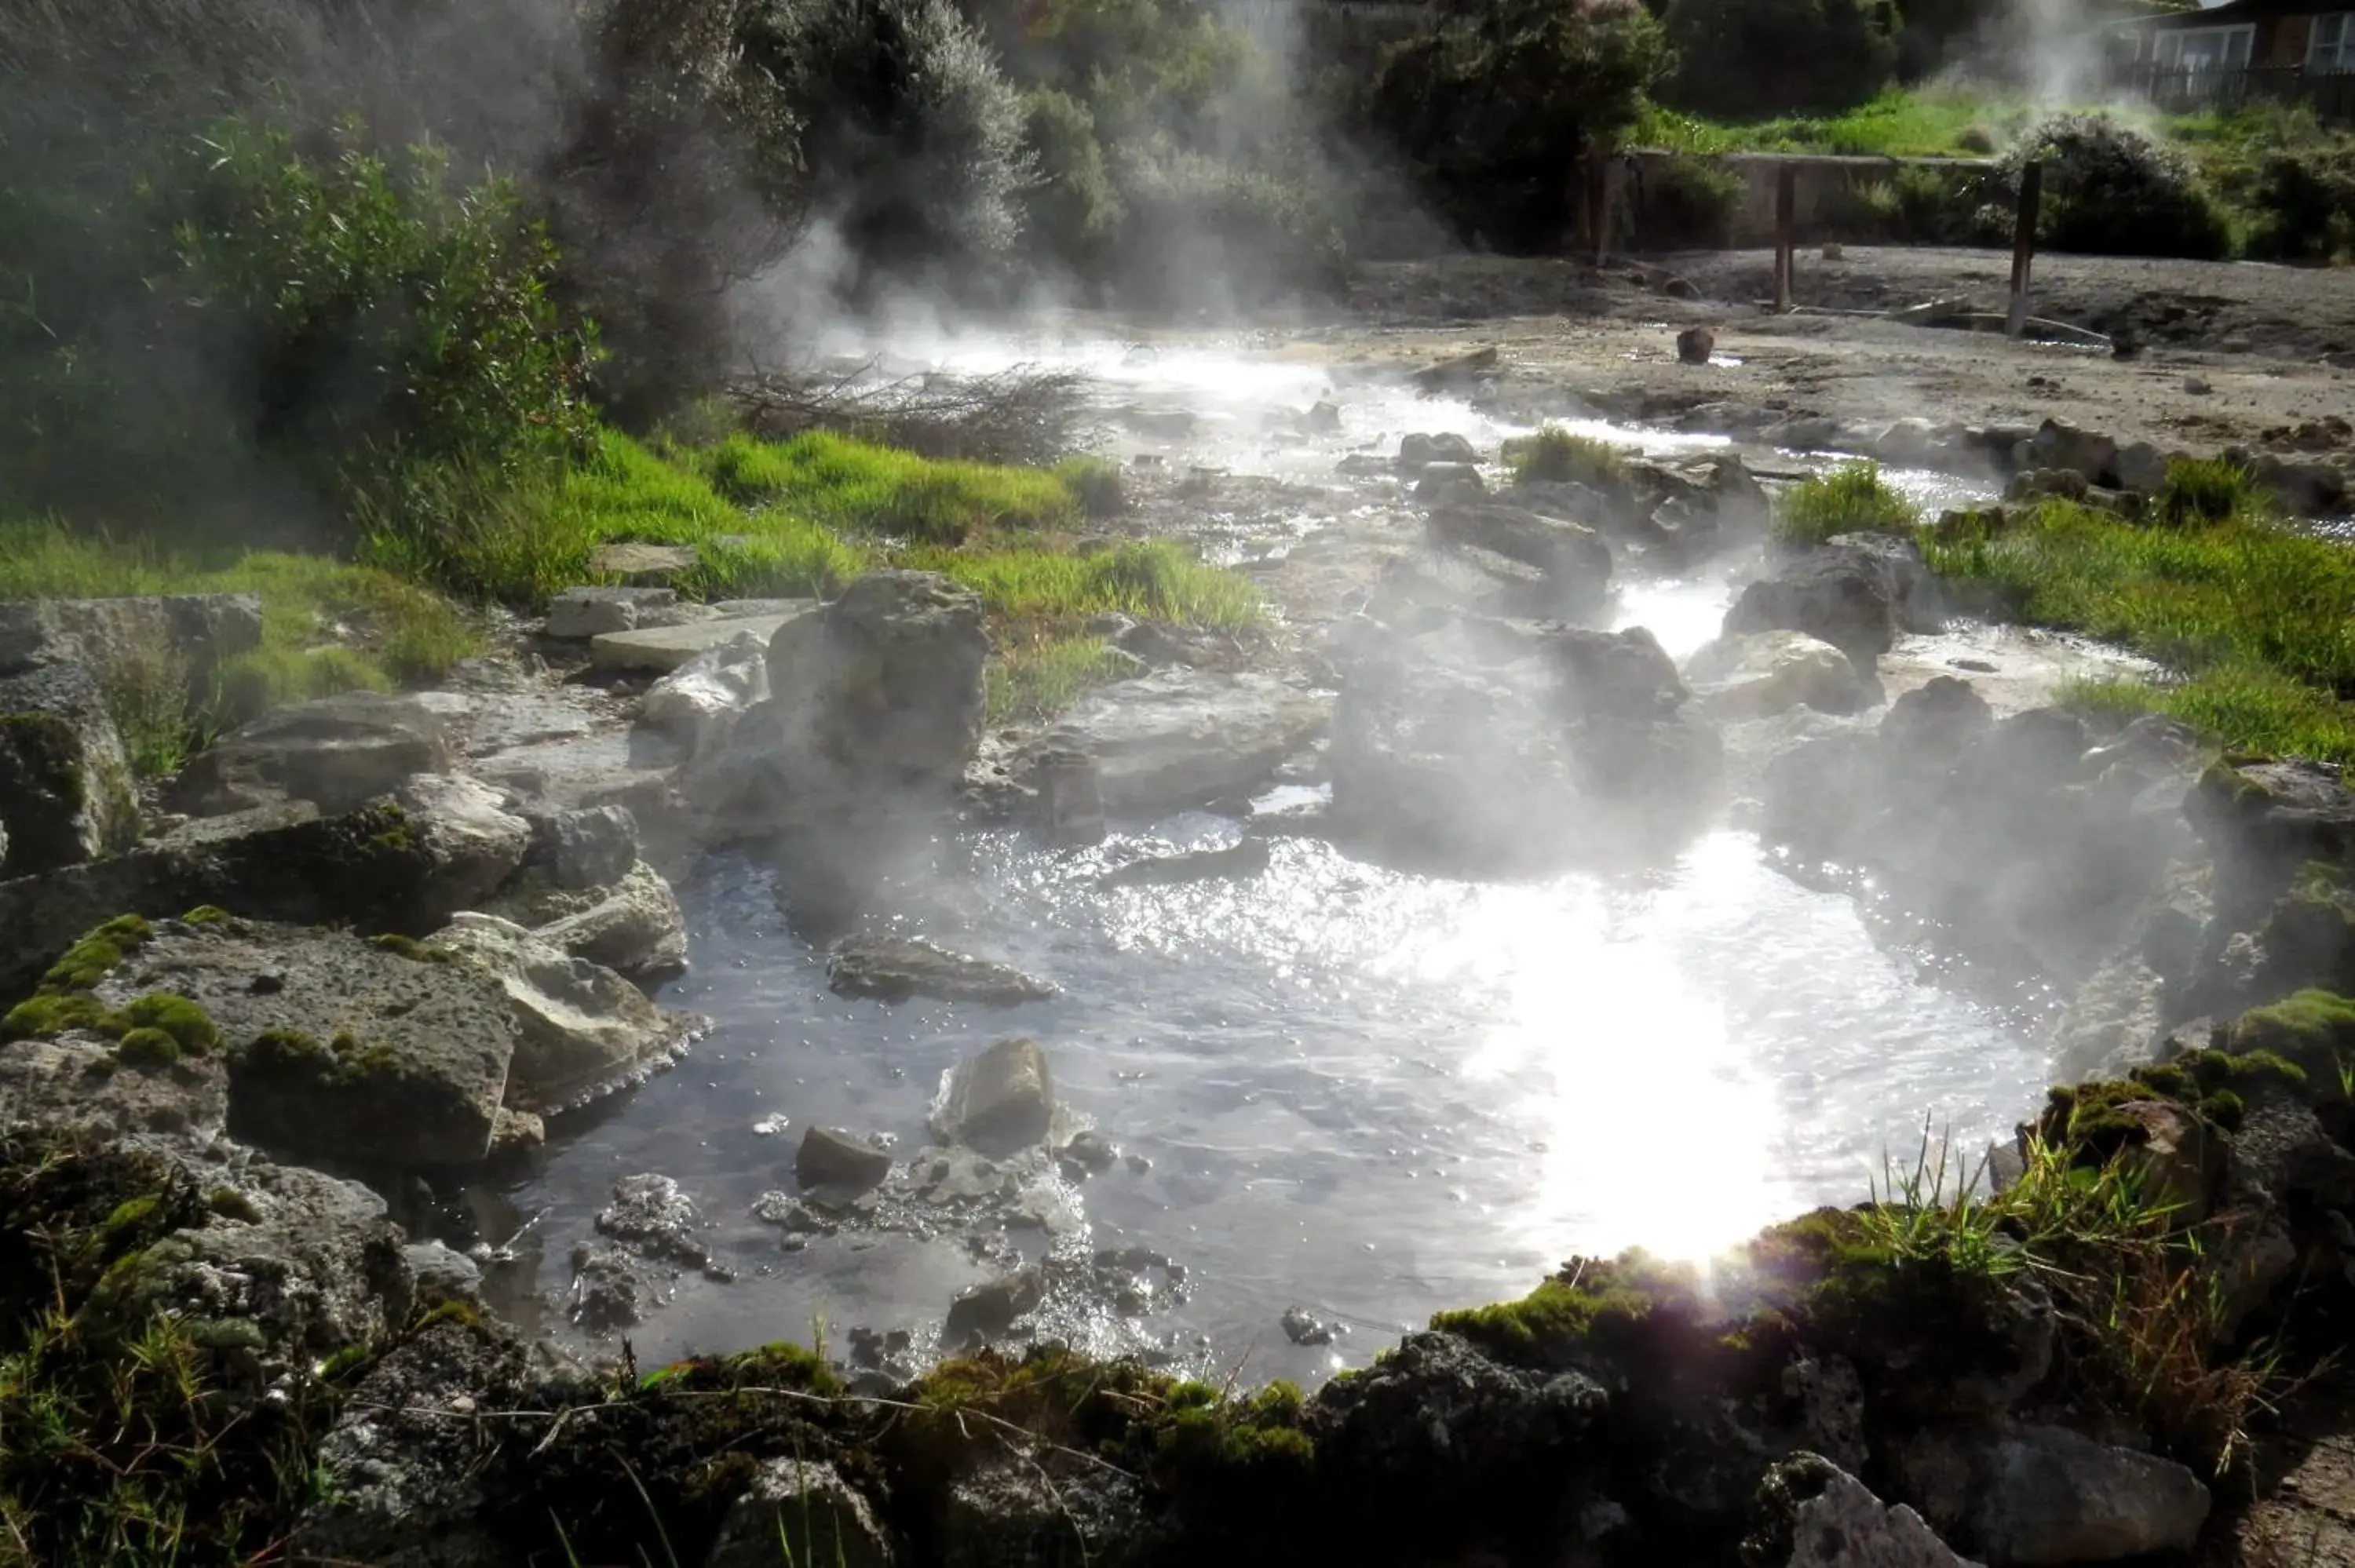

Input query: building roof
[2131,0,2315,29]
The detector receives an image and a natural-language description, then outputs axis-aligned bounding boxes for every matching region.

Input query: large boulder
[1028,669,1330,818]
[1891,1423,2209,1565]
[0,800,532,1001]
[931,1037,1057,1156]
[428,913,699,1113]
[2021,418,2120,486]
[639,630,771,761]
[0,1030,228,1144]
[1425,502,1612,613]
[170,692,456,817]
[484,859,688,981]
[1682,631,1868,719]
[69,913,520,1166]
[1331,616,1718,873]
[769,570,987,789]
[0,593,261,692]
[0,663,141,874]
[1723,535,1933,671]
[1748,1455,1985,1568]
[393,774,532,910]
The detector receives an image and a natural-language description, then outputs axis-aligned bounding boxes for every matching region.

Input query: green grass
[986,634,1134,727]
[1634,86,2034,159]
[687,430,1080,542]
[917,539,1261,628]
[1501,427,1627,489]
[1926,493,2355,764]
[1774,461,1919,545]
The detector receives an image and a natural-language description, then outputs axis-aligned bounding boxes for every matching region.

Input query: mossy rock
[0,990,118,1043]
[2226,990,2355,1094]
[118,993,219,1056]
[40,913,153,991]
[2043,1048,2306,1154]
[115,1027,182,1069]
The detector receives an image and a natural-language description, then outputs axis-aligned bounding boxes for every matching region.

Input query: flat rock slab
[591,610,816,673]
[828,935,1056,1005]
[1039,669,1331,816]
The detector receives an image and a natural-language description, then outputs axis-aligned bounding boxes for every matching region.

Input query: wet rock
[639,630,771,760]
[1031,669,1330,816]
[593,610,814,675]
[74,915,518,1167]
[394,773,533,910]
[170,692,455,816]
[933,1037,1057,1156]
[1678,326,1715,365]
[943,1265,1046,1344]
[292,1322,524,1568]
[1682,631,1868,719]
[0,663,141,874]
[403,1240,484,1302]
[1880,676,1993,763]
[594,1173,707,1266]
[544,585,679,640]
[707,1459,894,1568]
[429,913,698,1113]
[938,1453,1142,1568]
[1426,502,1612,597]
[797,1125,894,1194]
[2023,418,2119,485]
[1331,617,1718,873]
[1723,535,1931,672]
[750,1191,837,1235]
[1057,1129,1119,1179]
[1894,1423,2209,1565]
[0,1031,228,1143]
[1282,1305,1337,1346]
[2225,1084,2355,1209]
[827,934,1056,1005]
[1747,1455,1984,1568]
[1413,461,1486,502]
[1098,836,1273,888]
[568,1242,666,1329]
[487,859,689,981]
[1397,432,1481,473]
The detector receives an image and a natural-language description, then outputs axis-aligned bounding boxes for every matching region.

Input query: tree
[1658,0,1899,119]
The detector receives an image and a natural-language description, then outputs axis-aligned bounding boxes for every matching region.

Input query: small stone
[827,935,1055,1006]
[1302,401,1342,434]
[932,1038,1056,1156]
[1126,1153,1152,1174]
[796,1126,894,1194]
[1677,326,1716,366]
[544,586,678,640]
[1058,1129,1119,1178]
[1820,241,1843,261]
[587,542,702,584]
[593,1173,706,1266]
[1281,1306,1335,1346]
[2184,375,2214,396]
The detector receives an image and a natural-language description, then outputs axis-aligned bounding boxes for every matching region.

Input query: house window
[2152,23,2255,70]
[2311,13,2355,71]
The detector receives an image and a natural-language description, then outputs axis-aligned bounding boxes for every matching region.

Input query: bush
[761,0,1033,293]
[1019,88,1126,279]
[1639,156,1744,248]
[1998,112,2231,261]
[2241,144,2355,263]
[1111,143,1348,305]
[1369,0,1668,252]
[1659,0,1900,119]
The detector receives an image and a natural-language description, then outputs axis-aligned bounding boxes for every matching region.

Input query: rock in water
[933,1037,1056,1155]
[170,692,455,816]
[1681,631,1867,718]
[707,1460,894,1568]
[1747,1455,1984,1568]
[593,1173,707,1265]
[1098,837,1273,888]
[1029,669,1329,817]
[0,664,141,874]
[428,913,699,1113]
[1722,535,1931,672]
[769,570,986,789]
[796,1125,894,1194]
[944,1265,1046,1344]
[1677,326,1716,365]
[827,935,1056,1005]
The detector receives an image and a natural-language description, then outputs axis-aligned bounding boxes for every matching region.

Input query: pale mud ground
[1309,248,2355,458]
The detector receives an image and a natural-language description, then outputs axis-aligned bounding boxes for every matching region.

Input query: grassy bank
[1634,86,2032,159]
[5,427,1259,758]
[1774,461,2355,764]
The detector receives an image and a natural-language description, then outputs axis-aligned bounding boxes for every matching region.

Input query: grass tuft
[1775,461,1919,545]
[986,634,1134,727]
[1502,428,1625,489]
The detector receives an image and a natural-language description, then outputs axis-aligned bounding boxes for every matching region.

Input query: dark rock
[1892,1423,2208,1565]
[827,935,1057,1005]
[944,1264,1046,1344]
[403,1241,484,1303]
[2004,468,2090,504]
[0,663,140,875]
[1309,1331,1608,1493]
[1408,348,1499,396]
[1880,677,1994,763]
[1426,502,1613,595]
[707,1460,894,1568]
[1098,837,1273,888]
[932,1037,1056,1155]
[593,1173,706,1266]
[1302,400,1342,434]
[796,1126,894,1194]
[1723,536,1930,671]
[567,1242,665,1330]
[1282,1305,1336,1345]
[2190,757,2355,871]
[1413,461,1485,502]
[169,691,455,816]
[1397,431,1481,472]
[2023,418,2119,485]
[71,915,520,1167]
[1057,1129,1119,1178]
[1678,326,1716,365]
[937,1454,1141,1568]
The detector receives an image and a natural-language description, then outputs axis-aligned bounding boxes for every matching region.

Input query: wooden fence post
[1773,162,1797,314]
[2006,159,2043,339]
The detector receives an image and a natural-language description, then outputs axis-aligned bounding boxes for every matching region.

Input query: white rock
[641,631,770,760]
[1683,631,1866,719]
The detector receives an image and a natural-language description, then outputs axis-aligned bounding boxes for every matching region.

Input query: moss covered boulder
[67,914,519,1166]
[0,664,140,877]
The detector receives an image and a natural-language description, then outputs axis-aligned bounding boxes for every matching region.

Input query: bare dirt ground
[2198,1377,2355,1568]
[1309,248,2355,458]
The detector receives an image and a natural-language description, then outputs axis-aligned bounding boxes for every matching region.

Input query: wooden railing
[2110,62,2355,122]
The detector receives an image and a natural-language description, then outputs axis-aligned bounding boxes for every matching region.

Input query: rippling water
[483,333,2087,1380]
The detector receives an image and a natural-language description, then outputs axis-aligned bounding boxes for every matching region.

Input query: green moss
[242,1028,323,1071]
[2228,990,2355,1081]
[411,1299,487,1335]
[117,994,219,1056]
[1430,1250,1696,1367]
[113,1028,181,1069]
[206,1187,262,1224]
[180,905,232,925]
[39,914,153,992]
[103,1195,164,1240]
[319,1344,376,1382]
[0,992,115,1042]
[370,932,451,962]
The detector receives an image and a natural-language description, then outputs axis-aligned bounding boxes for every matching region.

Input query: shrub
[1111,144,1348,305]
[1369,0,1668,252]
[1659,0,1900,119]
[1506,428,1627,488]
[761,0,1033,290]
[1998,112,2230,261]
[2241,143,2355,263]
[1639,156,1745,248]
[2154,456,2269,529]
[1018,87,1126,277]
